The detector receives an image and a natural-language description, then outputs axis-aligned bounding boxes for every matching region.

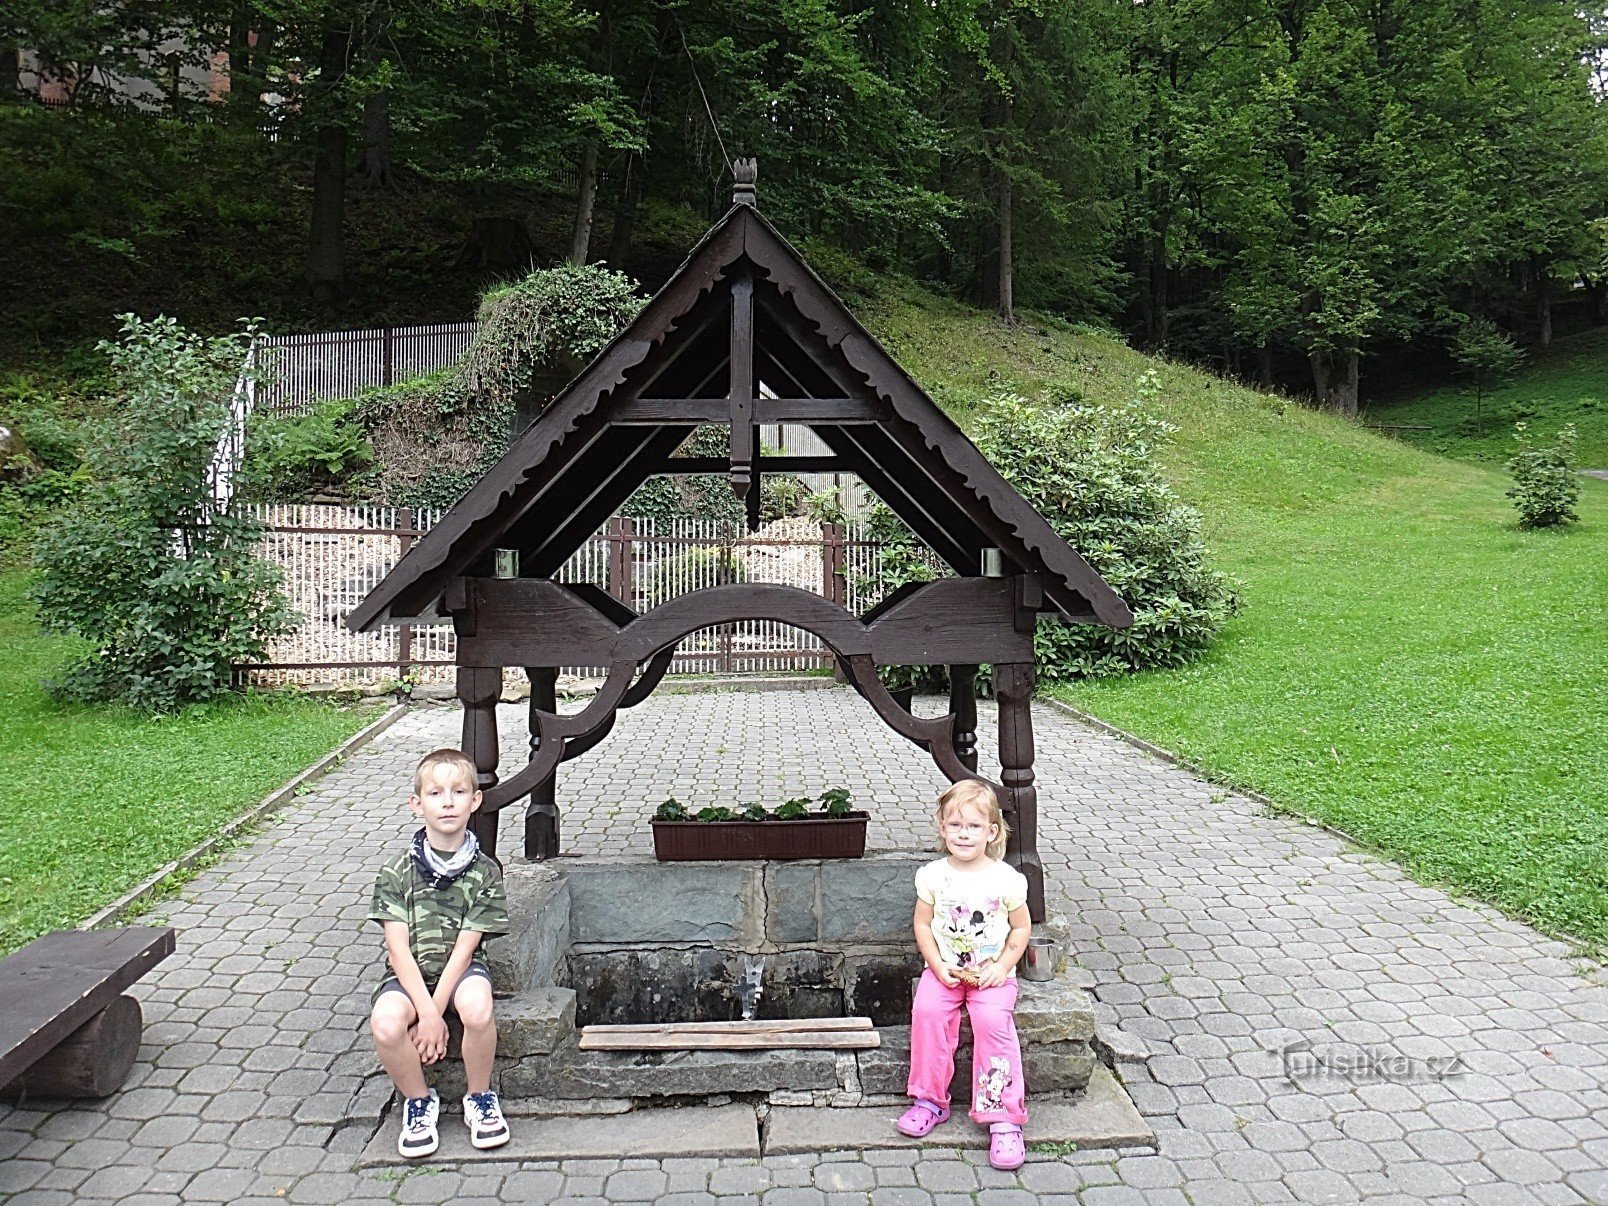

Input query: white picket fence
[239,505,924,687]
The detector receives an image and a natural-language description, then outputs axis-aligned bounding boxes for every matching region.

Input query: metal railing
[257,322,479,417]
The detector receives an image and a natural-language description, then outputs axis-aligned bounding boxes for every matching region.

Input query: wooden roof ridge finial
[733,158,758,207]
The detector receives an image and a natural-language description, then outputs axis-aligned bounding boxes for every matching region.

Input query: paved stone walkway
[2,689,1604,1205]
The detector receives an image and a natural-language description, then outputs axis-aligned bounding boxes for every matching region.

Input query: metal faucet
[739,955,766,1020]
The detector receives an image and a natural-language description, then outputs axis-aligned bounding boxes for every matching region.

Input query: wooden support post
[607,516,635,607]
[729,272,756,500]
[746,468,762,533]
[948,664,979,772]
[994,661,1044,921]
[822,522,847,674]
[525,666,561,860]
[458,665,502,859]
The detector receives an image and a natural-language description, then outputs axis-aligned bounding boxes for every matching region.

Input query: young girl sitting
[897,780,1032,1170]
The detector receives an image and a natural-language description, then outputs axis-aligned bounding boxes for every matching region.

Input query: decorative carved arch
[480,584,1000,811]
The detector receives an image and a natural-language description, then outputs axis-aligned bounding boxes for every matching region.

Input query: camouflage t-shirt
[367,847,509,985]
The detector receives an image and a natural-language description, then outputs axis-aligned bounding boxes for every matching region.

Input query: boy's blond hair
[413,748,479,795]
[935,780,1009,860]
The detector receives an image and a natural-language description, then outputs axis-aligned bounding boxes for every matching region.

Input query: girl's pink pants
[906,968,1028,1125]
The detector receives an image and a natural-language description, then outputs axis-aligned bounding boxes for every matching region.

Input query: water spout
[739,955,766,1020]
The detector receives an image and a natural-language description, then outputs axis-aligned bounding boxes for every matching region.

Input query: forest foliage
[3,0,1606,413]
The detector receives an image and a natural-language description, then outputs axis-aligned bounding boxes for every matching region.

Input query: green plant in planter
[774,797,813,821]
[654,797,688,822]
[819,787,855,818]
[696,805,737,822]
[739,802,770,822]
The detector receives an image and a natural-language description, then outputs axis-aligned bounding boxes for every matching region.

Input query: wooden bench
[0,926,175,1099]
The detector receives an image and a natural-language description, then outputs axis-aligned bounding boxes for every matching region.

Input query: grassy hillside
[0,569,377,953]
[1362,325,1608,468]
[856,282,1608,953]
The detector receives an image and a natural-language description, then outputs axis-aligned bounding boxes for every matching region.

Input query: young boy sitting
[367,747,510,1157]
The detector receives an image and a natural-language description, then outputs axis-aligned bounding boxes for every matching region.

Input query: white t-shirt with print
[915,857,1029,976]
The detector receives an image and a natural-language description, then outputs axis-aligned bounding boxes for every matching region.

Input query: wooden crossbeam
[593,1017,873,1034]
[579,1017,880,1051]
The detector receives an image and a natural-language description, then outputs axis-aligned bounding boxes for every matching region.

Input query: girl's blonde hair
[935,780,1009,860]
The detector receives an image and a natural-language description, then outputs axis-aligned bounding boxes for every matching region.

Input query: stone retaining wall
[439,854,1099,1111]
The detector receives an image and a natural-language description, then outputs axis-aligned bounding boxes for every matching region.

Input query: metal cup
[1020,935,1057,982]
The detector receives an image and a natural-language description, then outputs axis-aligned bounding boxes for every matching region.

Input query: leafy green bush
[30,316,296,710]
[803,487,848,526]
[1,376,86,471]
[973,374,1240,679]
[654,797,689,821]
[0,467,89,557]
[461,264,645,402]
[1504,422,1581,528]
[819,787,854,817]
[761,474,805,522]
[239,398,373,500]
[653,792,857,823]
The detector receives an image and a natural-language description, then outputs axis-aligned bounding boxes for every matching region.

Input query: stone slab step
[355,1066,1151,1167]
[355,1101,760,1168]
[766,1066,1154,1154]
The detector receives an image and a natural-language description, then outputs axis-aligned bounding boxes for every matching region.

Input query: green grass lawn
[1361,325,1608,469]
[0,568,378,954]
[861,285,1608,953]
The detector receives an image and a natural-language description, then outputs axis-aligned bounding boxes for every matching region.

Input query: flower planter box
[651,813,869,861]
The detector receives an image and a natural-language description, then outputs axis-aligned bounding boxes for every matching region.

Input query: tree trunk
[227,10,249,105]
[1537,274,1552,346]
[606,152,641,269]
[455,216,532,270]
[305,26,350,305]
[1584,276,1606,326]
[357,90,395,190]
[225,13,275,121]
[1309,343,1359,417]
[567,141,599,266]
[1148,220,1169,347]
[1256,343,1273,388]
[996,165,1015,325]
[1335,345,1360,418]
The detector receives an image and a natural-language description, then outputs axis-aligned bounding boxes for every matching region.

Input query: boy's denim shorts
[372,959,492,1007]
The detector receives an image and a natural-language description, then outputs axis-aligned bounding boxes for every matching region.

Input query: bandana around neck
[411,827,480,889]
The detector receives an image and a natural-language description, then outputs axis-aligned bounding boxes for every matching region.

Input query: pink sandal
[895,1099,950,1137]
[989,1122,1026,1170]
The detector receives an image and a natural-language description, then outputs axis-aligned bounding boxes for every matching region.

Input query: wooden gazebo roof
[348,184,1132,634]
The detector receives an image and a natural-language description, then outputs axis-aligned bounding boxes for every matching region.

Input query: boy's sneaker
[397,1089,440,1158]
[463,1089,510,1149]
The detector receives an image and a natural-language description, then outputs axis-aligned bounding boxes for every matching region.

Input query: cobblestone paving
[2,689,1604,1205]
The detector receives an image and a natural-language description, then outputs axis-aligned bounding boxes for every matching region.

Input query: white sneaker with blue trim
[397,1089,439,1158]
[463,1089,510,1149]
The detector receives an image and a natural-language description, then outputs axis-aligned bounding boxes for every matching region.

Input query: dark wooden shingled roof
[347,203,1133,632]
